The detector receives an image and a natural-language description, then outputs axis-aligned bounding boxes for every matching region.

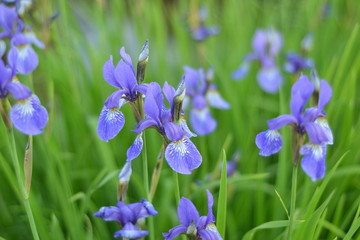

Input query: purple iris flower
[97,47,148,142]
[191,6,219,41]
[94,199,158,239]
[0,3,23,39]
[284,52,313,74]
[184,66,229,136]
[232,28,283,93]
[134,80,202,174]
[0,59,48,135]
[255,74,333,181]
[163,190,222,240]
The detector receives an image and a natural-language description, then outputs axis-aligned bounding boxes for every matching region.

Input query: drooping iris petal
[190,108,217,136]
[10,95,48,135]
[231,62,249,80]
[163,225,188,240]
[113,222,148,239]
[94,206,122,222]
[23,29,45,49]
[318,80,332,110]
[178,197,200,226]
[5,80,32,100]
[126,133,143,161]
[206,88,230,110]
[97,106,125,142]
[165,137,202,174]
[133,118,158,133]
[267,114,297,130]
[255,130,282,156]
[164,122,184,142]
[138,199,158,218]
[198,228,223,240]
[8,44,38,74]
[257,67,283,94]
[300,143,326,181]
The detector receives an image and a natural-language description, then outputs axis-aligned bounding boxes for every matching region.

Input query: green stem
[9,131,40,240]
[287,165,298,239]
[173,172,181,204]
[149,145,165,202]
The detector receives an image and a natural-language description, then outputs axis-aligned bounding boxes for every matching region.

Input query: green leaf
[216,150,228,239]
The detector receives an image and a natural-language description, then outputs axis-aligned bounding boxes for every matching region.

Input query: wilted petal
[6,80,32,100]
[10,95,48,135]
[232,62,249,80]
[267,114,297,130]
[257,67,283,94]
[255,130,282,156]
[190,108,217,136]
[300,143,326,181]
[318,80,332,110]
[118,161,132,183]
[126,133,143,161]
[206,87,230,110]
[165,137,202,174]
[97,106,125,141]
[114,222,148,239]
[178,197,200,226]
[163,225,187,240]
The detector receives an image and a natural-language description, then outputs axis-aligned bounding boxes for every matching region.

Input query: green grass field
[1,0,360,239]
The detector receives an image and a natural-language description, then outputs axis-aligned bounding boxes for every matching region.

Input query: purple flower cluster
[232,28,283,93]
[94,199,158,239]
[183,66,230,136]
[255,74,333,181]
[191,6,219,41]
[163,190,222,240]
[0,3,48,135]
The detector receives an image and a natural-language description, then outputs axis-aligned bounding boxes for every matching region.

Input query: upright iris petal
[10,94,48,135]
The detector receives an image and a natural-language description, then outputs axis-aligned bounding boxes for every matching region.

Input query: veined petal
[198,227,223,240]
[114,223,148,239]
[190,108,217,136]
[300,143,326,181]
[6,81,32,100]
[315,117,333,145]
[126,133,143,161]
[10,95,48,135]
[267,114,297,130]
[206,88,230,110]
[104,89,127,109]
[97,106,125,141]
[163,225,187,240]
[103,55,120,88]
[114,60,137,91]
[255,130,282,156]
[165,137,202,174]
[178,197,200,226]
[231,62,249,80]
[318,80,332,111]
[8,44,38,74]
[304,122,330,144]
[257,67,283,94]
[164,122,184,142]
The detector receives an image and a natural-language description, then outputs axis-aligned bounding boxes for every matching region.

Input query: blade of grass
[216,150,227,239]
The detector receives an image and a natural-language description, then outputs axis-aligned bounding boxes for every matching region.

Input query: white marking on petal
[310,144,323,161]
[266,130,281,140]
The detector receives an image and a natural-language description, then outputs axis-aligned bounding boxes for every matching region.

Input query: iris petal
[206,88,230,109]
[178,197,200,226]
[255,130,282,156]
[97,106,125,141]
[300,144,326,181]
[267,114,297,130]
[163,225,188,240]
[190,108,217,136]
[114,223,148,239]
[126,133,143,161]
[257,67,283,94]
[8,45,38,74]
[165,137,202,174]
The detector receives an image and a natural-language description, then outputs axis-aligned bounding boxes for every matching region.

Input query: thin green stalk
[287,165,298,240]
[173,172,181,204]
[149,146,165,202]
[8,131,40,240]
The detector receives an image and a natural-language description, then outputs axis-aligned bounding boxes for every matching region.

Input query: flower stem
[149,145,165,202]
[287,164,298,239]
[173,172,181,204]
[9,131,40,240]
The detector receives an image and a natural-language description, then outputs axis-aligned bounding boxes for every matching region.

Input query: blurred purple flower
[284,52,313,74]
[255,74,333,181]
[191,6,219,41]
[163,190,222,240]
[134,80,202,174]
[94,199,157,239]
[232,28,283,93]
[184,66,229,136]
[97,47,148,142]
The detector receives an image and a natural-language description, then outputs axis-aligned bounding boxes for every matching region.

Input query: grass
[0,0,360,239]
